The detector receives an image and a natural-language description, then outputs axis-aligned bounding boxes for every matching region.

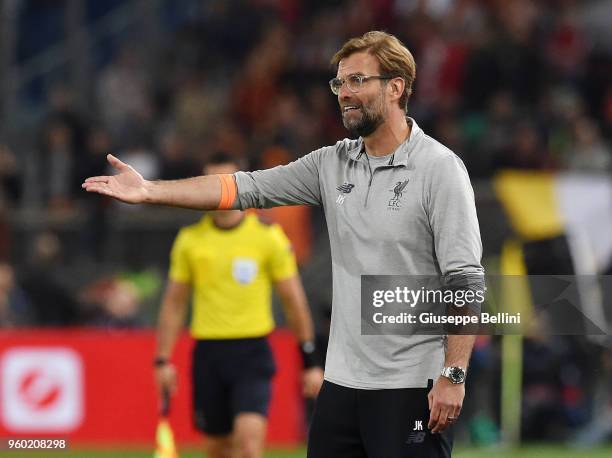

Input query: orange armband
[217,174,238,210]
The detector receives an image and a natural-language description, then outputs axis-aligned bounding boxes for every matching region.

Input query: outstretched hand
[82,154,149,204]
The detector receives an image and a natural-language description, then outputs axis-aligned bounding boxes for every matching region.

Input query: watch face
[450,367,465,383]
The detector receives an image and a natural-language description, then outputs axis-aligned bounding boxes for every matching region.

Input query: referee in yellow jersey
[154,153,324,458]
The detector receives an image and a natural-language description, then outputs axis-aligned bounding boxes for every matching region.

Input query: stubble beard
[342,96,386,138]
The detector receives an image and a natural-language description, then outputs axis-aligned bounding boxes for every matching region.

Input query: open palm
[82,154,149,204]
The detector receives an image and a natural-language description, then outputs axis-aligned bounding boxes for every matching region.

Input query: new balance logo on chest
[337,182,355,193]
[336,182,355,206]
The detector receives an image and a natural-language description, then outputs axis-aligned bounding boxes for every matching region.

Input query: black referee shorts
[191,337,276,436]
[307,380,453,458]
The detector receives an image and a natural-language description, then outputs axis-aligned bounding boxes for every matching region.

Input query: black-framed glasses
[329,74,396,95]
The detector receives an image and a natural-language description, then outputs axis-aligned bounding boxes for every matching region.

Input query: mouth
[342,105,361,114]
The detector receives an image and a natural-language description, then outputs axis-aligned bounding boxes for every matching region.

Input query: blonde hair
[331,31,416,111]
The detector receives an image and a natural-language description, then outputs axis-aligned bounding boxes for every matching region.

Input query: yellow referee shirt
[169,213,298,339]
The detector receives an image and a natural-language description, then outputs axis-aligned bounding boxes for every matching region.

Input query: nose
[338,80,352,100]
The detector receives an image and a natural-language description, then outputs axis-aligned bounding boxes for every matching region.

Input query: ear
[387,77,405,105]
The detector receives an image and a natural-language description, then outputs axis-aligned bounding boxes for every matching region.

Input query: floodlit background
[1,0,612,456]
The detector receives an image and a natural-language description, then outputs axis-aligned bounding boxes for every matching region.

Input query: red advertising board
[0,329,304,446]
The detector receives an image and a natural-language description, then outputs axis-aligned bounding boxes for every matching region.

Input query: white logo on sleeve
[1,348,84,432]
[413,420,423,431]
[232,258,259,284]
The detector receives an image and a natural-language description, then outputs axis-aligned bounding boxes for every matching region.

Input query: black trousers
[307,380,453,458]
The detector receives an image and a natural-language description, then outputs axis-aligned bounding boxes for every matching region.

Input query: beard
[342,97,386,138]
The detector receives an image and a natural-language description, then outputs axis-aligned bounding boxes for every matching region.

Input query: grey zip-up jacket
[233,118,484,389]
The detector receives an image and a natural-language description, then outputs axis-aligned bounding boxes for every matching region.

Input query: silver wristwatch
[441,366,466,384]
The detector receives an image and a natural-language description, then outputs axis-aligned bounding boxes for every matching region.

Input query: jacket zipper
[365,168,375,207]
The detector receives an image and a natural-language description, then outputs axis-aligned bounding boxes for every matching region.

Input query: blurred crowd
[1,0,611,216]
[1,0,612,445]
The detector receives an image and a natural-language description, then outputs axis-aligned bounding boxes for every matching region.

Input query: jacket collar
[347,117,422,167]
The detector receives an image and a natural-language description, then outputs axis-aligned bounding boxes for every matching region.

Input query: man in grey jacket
[84,31,484,458]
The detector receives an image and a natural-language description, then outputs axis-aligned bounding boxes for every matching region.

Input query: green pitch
[5,446,612,458]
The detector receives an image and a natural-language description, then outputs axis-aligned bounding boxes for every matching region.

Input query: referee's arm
[275,276,324,398]
[154,280,191,394]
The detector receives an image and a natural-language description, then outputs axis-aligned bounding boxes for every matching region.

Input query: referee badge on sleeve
[232,258,258,284]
